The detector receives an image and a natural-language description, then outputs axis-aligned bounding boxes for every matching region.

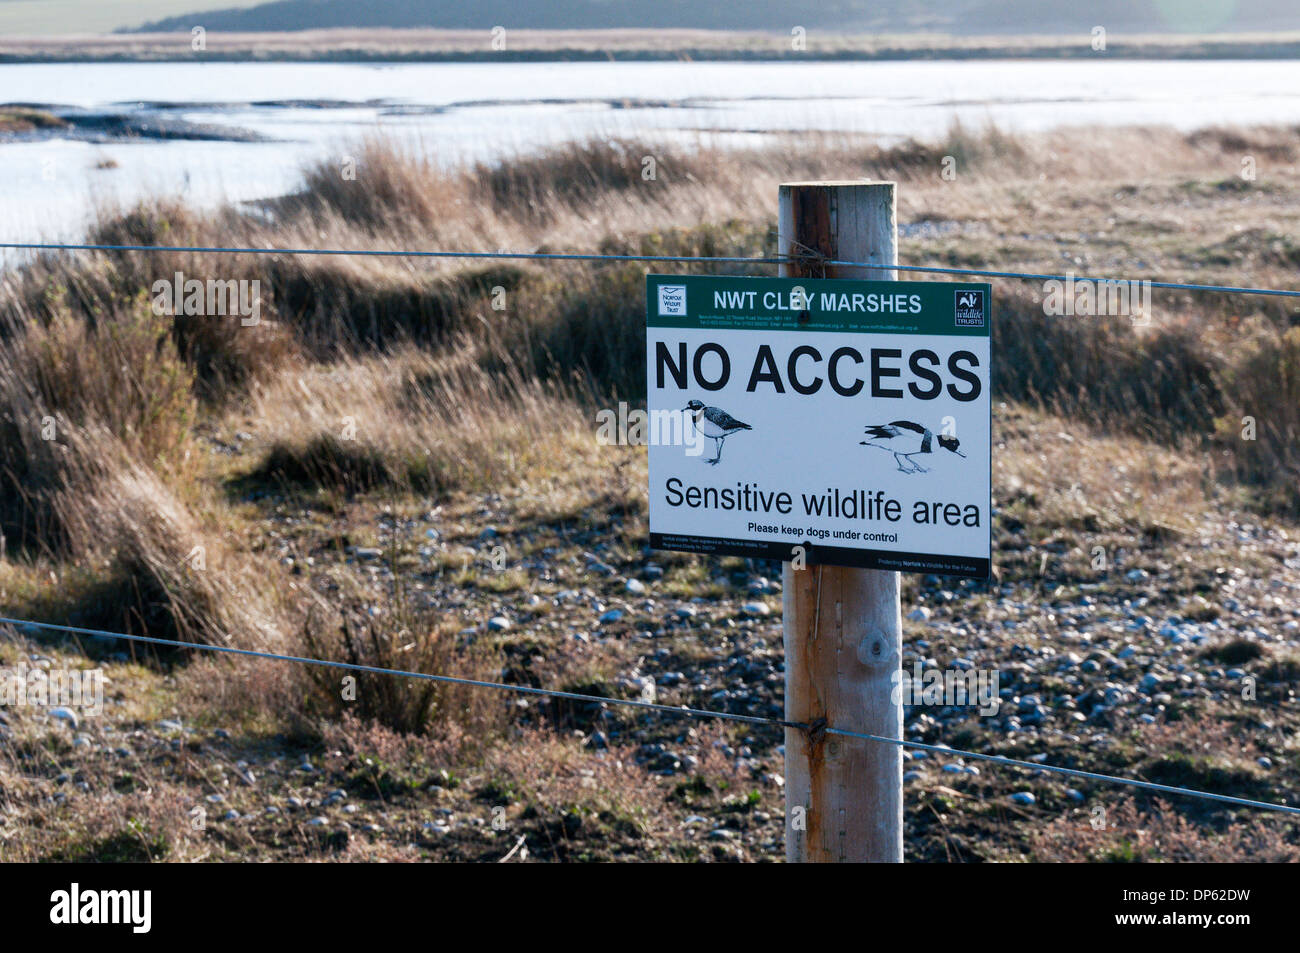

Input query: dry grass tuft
[49,445,289,652]
[238,344,595,497]
[0,301,196,552]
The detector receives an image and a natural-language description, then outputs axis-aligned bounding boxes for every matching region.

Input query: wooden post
[780,181,903,863]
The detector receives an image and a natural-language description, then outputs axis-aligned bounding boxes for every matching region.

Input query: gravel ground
[2,406,1298,862]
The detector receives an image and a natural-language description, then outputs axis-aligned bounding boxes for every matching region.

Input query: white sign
[646,275,991,577]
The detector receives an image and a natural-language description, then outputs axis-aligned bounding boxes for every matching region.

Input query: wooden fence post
[780,181,904,863]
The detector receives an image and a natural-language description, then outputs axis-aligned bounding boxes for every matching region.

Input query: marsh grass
[2,120,1300,743]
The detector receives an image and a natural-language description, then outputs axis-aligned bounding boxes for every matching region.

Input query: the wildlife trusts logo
[657,283,687,317]
[954,289,985,327]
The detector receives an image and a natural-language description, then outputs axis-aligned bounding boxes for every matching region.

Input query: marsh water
[3,58,1300,249]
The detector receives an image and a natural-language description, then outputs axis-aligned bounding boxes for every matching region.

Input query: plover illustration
[861,420,966,473]
[684,400,752,466]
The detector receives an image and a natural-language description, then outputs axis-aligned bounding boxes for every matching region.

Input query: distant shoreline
[4,28,1300,64]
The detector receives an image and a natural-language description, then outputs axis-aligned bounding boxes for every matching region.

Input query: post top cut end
[779,180,896,189]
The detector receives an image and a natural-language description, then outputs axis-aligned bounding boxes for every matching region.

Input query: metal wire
[823,727,1300,816]
[2,241,1299,299]
[4,614,1298,818]
[0,616,799,732]
[1,237,1296,820]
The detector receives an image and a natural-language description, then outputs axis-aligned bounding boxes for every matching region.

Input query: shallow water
[3,59,1300,250]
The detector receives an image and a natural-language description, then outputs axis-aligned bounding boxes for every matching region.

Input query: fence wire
[3,240,1299,299]
[3,615,1297,818]
[1,238,1297,831]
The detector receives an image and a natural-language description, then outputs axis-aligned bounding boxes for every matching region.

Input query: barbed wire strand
[3,615,1298,818]
[2,241,1299,299]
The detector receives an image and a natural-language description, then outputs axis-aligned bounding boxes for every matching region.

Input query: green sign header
[647,274,992,337]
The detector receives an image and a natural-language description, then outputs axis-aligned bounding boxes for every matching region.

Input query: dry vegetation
[1,121,1300,861]
[0,108,65,133]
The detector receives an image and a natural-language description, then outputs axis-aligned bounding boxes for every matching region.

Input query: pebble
[599,609,624,624]
[49,707,78,729]
[907,607,932,622]
[741,601,770,617]
[487,616,511,632]
[1010,792,1036,806]
[625,578,647,595]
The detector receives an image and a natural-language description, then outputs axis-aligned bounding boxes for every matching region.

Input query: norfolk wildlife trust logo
[954,289,985,327]
[657,283,686,316]
[152,271,261,325]
[50,883,151,934]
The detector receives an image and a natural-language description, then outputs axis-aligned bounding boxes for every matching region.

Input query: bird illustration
[684,399,752,465]
[861,420,965,473]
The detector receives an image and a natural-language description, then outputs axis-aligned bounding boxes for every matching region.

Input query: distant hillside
[0,0,266,36]
[128,0,1300,35]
